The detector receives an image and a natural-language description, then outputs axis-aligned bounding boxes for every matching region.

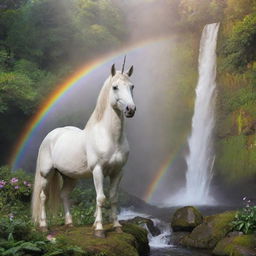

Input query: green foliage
[222,13,256,71]
[221,85,256,113]
[72,206,95,226]
[0,166,33,214]
[0,217,87,256]
[216,135,256,181]
[232,203,256,234]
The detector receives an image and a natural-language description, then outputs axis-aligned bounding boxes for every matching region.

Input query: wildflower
[27,183,32,187]
[0,180,6,188]
[23,181,28,185]
[9,213,14,221]
[14,185,19,189]
[10,178,18,184]
[0,180,6,186]
[47,234,56,243]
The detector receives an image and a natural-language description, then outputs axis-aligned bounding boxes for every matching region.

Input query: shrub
[232,198,256,234]
[0,166,32,215]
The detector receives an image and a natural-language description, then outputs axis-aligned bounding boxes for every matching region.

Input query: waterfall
[165,23,220,206]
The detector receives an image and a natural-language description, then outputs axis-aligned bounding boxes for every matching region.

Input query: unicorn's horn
[121,55,126,74]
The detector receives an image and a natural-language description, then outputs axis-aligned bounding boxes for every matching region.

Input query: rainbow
[143,139,188,203]
[9,35,185,201]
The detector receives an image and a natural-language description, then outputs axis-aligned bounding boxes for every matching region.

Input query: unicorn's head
[109,63,136,118]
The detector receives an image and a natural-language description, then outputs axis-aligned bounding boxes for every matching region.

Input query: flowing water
[119,208,211,256]
[165,23,220,206]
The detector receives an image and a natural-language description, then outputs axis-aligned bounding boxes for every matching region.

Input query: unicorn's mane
[85,72,129,129]
[85,76,112,128]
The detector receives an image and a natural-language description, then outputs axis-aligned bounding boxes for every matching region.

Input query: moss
[213,235,256,256]
[52,223,149,256]
[171,206,203,232]
[181,211,237,249]
[216,135,256,182]
[122,223,150,256]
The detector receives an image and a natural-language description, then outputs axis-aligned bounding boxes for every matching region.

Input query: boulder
[52,223,149,256]
[213,234,256,256]
[171,206,203,232]
[121,216,161,236]
[180,211,237,249]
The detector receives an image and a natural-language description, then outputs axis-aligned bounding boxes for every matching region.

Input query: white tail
[31,159,62,224]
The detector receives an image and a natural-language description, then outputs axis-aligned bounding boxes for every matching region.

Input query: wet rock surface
[180,210,237,249]
[121,216,161,236]
[171,206,203,232]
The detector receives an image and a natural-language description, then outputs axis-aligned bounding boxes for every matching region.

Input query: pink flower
[14,185,19,189]
[10,178,18,184]
[23,181,28,185]
[27,183,31,187]
[0,180,6,188]
[47,234,56,243]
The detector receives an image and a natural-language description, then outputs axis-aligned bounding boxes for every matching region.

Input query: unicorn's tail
[31,153,62,224]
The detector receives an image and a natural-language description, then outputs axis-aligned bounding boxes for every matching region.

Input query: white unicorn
[31,61,135,238]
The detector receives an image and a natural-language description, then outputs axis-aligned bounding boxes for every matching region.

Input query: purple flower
[27,183,31,187]
[0,180,6,185]
[14,185,19,189]
[10,178,18,184]
[9,213,14,221]
[0,184,4,189]
[23,181,28,185]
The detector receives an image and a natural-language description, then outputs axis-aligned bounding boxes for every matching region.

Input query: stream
[118,207,238,256]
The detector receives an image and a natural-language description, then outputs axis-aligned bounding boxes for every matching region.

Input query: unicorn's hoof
[39,226,48,233]
[65,223,74,228]
[115,227,123,233]
[94,230,106,238]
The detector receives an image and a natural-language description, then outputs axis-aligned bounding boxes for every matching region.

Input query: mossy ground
[213,234,256,256]
[51,223,149,256]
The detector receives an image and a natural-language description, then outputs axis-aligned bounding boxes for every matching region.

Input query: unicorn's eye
[131,85,134,90]
[113,85,118,90]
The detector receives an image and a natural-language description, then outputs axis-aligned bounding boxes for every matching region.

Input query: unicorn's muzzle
[125,104,136,118]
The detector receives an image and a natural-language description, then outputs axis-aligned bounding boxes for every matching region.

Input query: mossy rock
[171,206,203,232]
[121,216,161,236]
[213,234,256,256]
[52,223,149,256]
[180,211,237,249]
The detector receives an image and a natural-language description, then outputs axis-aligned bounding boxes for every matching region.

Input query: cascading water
[165,23,220,206]
[118,208,212,256]
[118,208,172,249]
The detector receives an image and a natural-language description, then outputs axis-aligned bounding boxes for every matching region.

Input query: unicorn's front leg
[92,165,106,238]
[109,171,123,233]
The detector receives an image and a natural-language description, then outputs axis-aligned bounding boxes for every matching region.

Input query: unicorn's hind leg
[38,170,54,232]
[34,149,55,232]
[60,176,76,227]
[39,176,49,232]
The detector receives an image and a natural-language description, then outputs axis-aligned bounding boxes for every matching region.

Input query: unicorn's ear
[127,65,133,77]
[111,64,116,77]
